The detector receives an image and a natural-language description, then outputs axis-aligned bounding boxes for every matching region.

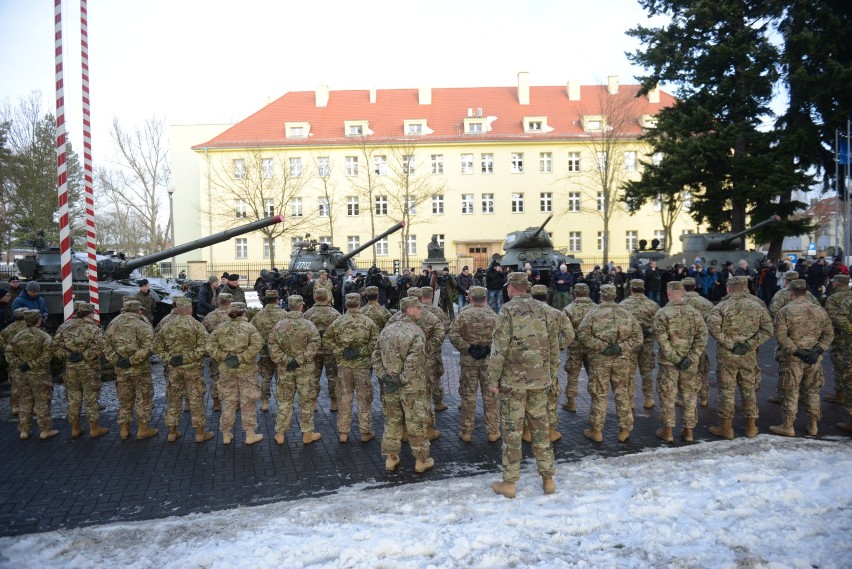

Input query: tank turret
[659,215,780,269]
[495,215,583,283]
[289,221,405,274]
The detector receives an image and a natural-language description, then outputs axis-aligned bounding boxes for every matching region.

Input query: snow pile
[1,437,849,568]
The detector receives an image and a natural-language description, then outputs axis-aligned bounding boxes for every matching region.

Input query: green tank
[494,214,583,284]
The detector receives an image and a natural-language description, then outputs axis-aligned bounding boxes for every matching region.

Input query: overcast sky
[0,0,666,164]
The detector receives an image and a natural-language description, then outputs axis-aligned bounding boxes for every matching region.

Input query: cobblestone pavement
[0,338,847,536]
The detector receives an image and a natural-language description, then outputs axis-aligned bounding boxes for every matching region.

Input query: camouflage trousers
[716,352,759,420]
[165,365,206,430]
[587,357,634,432]
[64,363,101,423]
[313,353,338,404]
[257,355,275,401]
[7,368,21,411]
[116,371,154,426]
[458,363,498,435]
[207,357,219,399]
[629,339,655,398]
[429,354,445,404]
[546,378,560,431]
[697,351,710,403]
[563,346,590,399]
[499,387,555,484]
[275,368,317,433]
[219,368,260,435]
[18,371,53,433]
[779,356,824,422]
[380,387,430,461]
[658,361,699,429]
[553,291,572,312]
[336,367,374,435]
[830,339,850,395]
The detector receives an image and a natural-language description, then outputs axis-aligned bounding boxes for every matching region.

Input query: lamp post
[168,186,176,278]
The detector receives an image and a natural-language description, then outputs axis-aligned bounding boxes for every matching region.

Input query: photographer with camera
[437,267,458,321]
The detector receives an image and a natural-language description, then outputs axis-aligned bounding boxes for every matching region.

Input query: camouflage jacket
[202,308,231,333]
[388,306,444,357]
[155,312,177,333]
[325,309,379,369]
[769,286,819,318]
[104,312,154,372]
[250,304,287,356]
[683,291,714,321]
[304,303,341,355]
[825,288,852,340]
[652,299,708,365]
[577,301,643,360]
[360,302,391,331]
[774,298,834,356]
[421,301,450,334]
[52,316,104,367]
[219,284,246,304]
[132,290,159,323]
[488,294,560,391]
[6,326,53,372]
[619,293,660,338]
[313,278,334,295]
[0,320,27,350]
[838,296,852,337]
[206,318,262,370]
[563,298,596,350]
[371,315,426,391]
[153,314,208,366]
[707,291,773,354]
[267,312,320,370]
[544,302,575,351]
[449,304,497,366]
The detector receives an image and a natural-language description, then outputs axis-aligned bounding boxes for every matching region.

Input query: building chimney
[419,85,431,105]
[567,81,581,101]
[517,71,530,105]
[315,85,329,108]
[647,84,660,104]
[370,87,377,104]
[607,75,619,95]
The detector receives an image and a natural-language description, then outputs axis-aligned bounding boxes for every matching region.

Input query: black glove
[260,342,269,356]
[602,343,622,356]
[677,357,692,371]
[467,345,491,360]
[792,348,812,362]
[115,357,131,369]
[68,352,85,363]
[811,345,824,356]
[170,355,185,367]
[380,374,402,394]
[224,354,240,369]
[731,342,751,355]
[802,353,819,366]
[641,326,652,339]
[286,359,299,372]
[19,363,31,373]
[343,346,360,360]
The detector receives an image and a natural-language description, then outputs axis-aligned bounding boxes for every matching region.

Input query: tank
[629,238,667,271]
[495,214,584,284]
[6,215,285,330]
[657,215,780,269]
[288,221,405,274]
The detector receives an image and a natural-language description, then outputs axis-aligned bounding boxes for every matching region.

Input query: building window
[375,237,388,256]
[567,152,580,172]
[263,238,275,259]
[654,230,666,249]
[319,236,332,245]
[528,120,543,131]
[288,126,304,138]
[624,151,637,172]
[291,198,303,217]
[597,192,606,212]
[481,153,494,174]
[345,156,358,176]
[432,194,444,214]
[403,155,415,175]
[235,238,247,259]
[347,196,360,216]
[597,231,606,252]
[461,153,474,174]
[511,153,524,173]
[264,198,274,217]
[235,199,247,219]
[511,193,524,213]
[626,230,638,251]
[317,157,330,177]
[318,197,329,218]
[262,158,273,179]
[597,151,607,171]
[567,192,580,213]
[347,236,360,253]
[407,123,423,135]
[540,192,552,213]
[291,237,300,252]
[467,122,483,134]
[461,194,474,214]
[683,191,692,209]
[233,159,246,180]
[289,157,302,177]
[375,195,388,216]
[540,152,552,173]
[374,155,387,176]
[406,198,416,215]
[652,152,663,166]
[406,235,416,255]
[482,193,494,214]
[431,154,444,174]
[568,231,581,252]
[349,124,364,136]
[653,194,662,212]
[436,234,445,248]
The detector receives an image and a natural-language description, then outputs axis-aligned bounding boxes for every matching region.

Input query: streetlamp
[167,186,176,278]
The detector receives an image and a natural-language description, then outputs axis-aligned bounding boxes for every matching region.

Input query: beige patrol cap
[14,307,28,319]
[832,274,850,286]
[629,279,645,289]
[406,287,421,298]
[75,301,96,316]
[728,276,748,288]
[468,286,487,300]
[23,309,41,325]
[365,286,379,296]
[313,288,330,301]
[265,289,279,298]
[345,293,361,306]
[287,295,304,308]
[784,271,799,280]
[419,287,434,299]
[574,283,589,295]
[507,272,529,287]
[681,277,695,287]
[667,281,684,291]
[531,284,548,296]
[400,297,420,311]
[600,284,617,299]
[228,302,247,314]
[122,299,142,312]
[218,293,233,304]
[173,297,192,308]
[789,279,807,291]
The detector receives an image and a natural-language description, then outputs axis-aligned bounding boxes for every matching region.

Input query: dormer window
[523,116,552,134]
[345,120,371,137]
[582,115,606,132]
[467,121,483,134]
[529,121,542,131]
[403,119,432,136]
[349,125,363,135]
[285,122,311,138]
[408,123,422,134]
[639,114,658,129]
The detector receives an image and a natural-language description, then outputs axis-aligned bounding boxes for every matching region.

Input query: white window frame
[597,192,606,212]
[262,158,274,179]
[654,230,666,249]
[317,156,330,177]
[345,156,358,176]
[318,197,329,218]
[406,235,417,255]
[568,231,581,252]
[264,198,275,217]
[431,154,444,174]
[375,237,389,256]
[291,198,303,218]
[406,198,416,215]
[626,230,638,251]
[289,157,302,177]
[624,151,637,172]
[235,199,247,219]
[235,238,248,259]
[432,194,444,214]
[653,194,663,212]
[511,153,524,174]
[347,236,360,253]
[234,159,246,180]
[263,238,275,259]
[540,192,552,213]
[461,153,474,175]
[511,193,525,213]
[375,195,388,216]
[567,192,580,213]
[347,196,360,217]
[461,194,474,214]
[597,231,606,252]
[481,153,494,174]
[407,123,423,135]
[567,152,581,172]
[597,151,607,171]
[482,193,494,214]
[403,155,415,175]
[540,152,552,173]
[374,155,388,176]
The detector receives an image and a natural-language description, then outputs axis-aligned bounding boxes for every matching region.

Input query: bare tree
[311,153,338,244]
[348,137,385,265]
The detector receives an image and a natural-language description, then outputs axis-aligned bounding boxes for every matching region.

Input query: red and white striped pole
[80,0,99,320]
[55,0,74,321]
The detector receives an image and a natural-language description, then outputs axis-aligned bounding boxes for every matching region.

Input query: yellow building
[174,73,702,275]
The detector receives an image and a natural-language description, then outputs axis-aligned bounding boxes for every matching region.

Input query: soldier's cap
[419,287,434,298]
[313,288,330,300]
[75,301,96,316]
[25,281,40,292]
[265,289,279,298]
[365,286,379,296]
[531,284,548,296]
[0,288,7,299]
[345,293,361,306]
[137,279,149,287]
[507,272,530,288]
[173,296,192,308]
[23,309,41,325]
[218,293,233,304]
[728,276,748,287]
[574,283,589,294]
[14,307,28,318]
[784,271,799,280]
[832,274,850,285]
[122,299,143,312]
[208,275,219,284]
[227,273,239,282]
[789,279,807,291]
[406,287,421,298]
[600,284,617,298]
[9,276,18,282]
[629,279,645,289]
[319,269,328,276]
[469,286,487,300]
[400,297,420,311]
[228,301,247,313]
[681,277,695,286]
[667,281,684,291]
[287,295,304,308]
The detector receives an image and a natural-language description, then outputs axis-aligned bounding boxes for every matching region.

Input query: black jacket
[196,284,217,319]
[485,267,505,291]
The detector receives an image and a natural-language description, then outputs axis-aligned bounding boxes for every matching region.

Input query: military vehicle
[494,214,583,284]
[5,215,285,330]
[630,238,667,271]
[657,215,780,269]
[288,221,405,274]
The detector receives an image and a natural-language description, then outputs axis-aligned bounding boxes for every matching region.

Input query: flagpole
[846,118,851,262]
[835,129,840,256]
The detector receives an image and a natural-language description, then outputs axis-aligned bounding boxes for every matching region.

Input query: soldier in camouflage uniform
[489,273,560,499]
[325,293,379,443]
[153,297,214,443]
[1,307,30,415]
[360,285,391,331]
[681,277,714,407]
[449,286,499,442]
[770,280,834,437]
[824,274,851,404]
[372,296,434,473]
[313,270,334,297]
[619,279,660,409]
[706,276,774,439]
[304,287,341,412]
[577,284,643,443]
[206,302,264,445]
[562,283,594,413]
[202,293,233,411]
[250,289,287,412]
[52,302,107,438]
[105,299,158,441]
[835,295,852,433]
[418,286,449,412]
[132,279,159,324]
[652,281,708,443]
[268,295,322,445]
[6,310,58,440]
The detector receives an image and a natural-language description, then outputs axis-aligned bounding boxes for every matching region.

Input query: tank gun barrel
[336,221,405,267]
[720,215,780,247]
[531,214,554,239]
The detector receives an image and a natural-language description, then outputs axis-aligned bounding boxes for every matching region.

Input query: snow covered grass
[1,437,849,569]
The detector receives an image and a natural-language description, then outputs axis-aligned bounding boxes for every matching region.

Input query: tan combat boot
[709,418,735,440]
[807,418,818,436]
[643,395,655,409]
[549,428,562,443]
[459,432,472,442]
[70,420,83,438]
[401,428,409,442]
[699,396,709,408]
[434,401,448,412]
[245,431,264,445]
[542,477,556,495]
[339,433,349,443]
[522,426,532,443]
[136,425,159,440]
[385,453,400,471]
[302,431,321,444]
[427,427,441,441]
[562,397,576,412]
[360,432,375,443]
[682,427,694,443]
[222,431,233,444]
[330,399,338,412]
[261,399,269,412]
[414,457,435,473]
[167,426,181,442]
[212,397,221,412]
[487,432,501,442]
[617,429,630,442]
[194,429,214,443]
[274,432,285,445]
[583,428,603,443]
[837,422,852,434]
[119,422,130,440]
[40,428,59,440]
[491,481,517,499]
[769,417,796,437]
[745,418,759,438]
[656,427,674,443]
[19,430,29,440]
[824,391,844,404]
[89,420,108,438]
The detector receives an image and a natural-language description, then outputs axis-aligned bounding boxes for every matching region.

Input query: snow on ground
[1,437,849,569]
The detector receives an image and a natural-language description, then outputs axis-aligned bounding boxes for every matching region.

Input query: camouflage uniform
[682,278,714,405]
[1,308,30,414]
[825,275,851,402]
[562,285,595,408]
[488,274,560,486]
[206,304,263,440]
[836,296,852,425]
[52,304,104,426]
[619,280,660,403]
[132,287,159,324]
[202,293,233,403]
[268,297,321,438]
[449,287,499,438]
[325,294,379,439]
[313,273,334,297]
[532,284,575,435]
[361,286,391,331]
[418,288,449,407]
[6,311,55,438]
[577,285,643,440]
[304,289,341,409]
[250,292,287,406]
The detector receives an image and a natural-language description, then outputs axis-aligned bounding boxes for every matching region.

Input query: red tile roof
[194,84,674,150]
